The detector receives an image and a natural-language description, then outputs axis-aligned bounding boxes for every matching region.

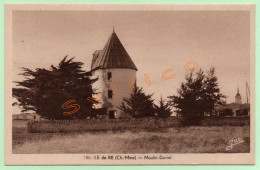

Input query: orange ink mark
[61,99,80,115]
[126,78,135,92]
[144,73,151,86]
[184,61,198,72]
[111,84,119,98]
[162,69,176,80]
[87,93,102,109]
[87,97,98,103]
[95,93,102,109]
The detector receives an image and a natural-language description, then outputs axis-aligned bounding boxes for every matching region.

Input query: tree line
[13,56,225,125]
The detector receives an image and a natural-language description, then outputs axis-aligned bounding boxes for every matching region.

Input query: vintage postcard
[5,4,255,165]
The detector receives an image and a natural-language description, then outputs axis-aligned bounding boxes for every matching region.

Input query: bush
[219,108,233,116]
[118,84,155,118]
[181,116,202,126]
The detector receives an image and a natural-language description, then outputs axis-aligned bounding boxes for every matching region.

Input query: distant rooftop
[235,88,241,97]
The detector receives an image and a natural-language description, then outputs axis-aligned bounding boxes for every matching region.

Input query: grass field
[12,119,250,154]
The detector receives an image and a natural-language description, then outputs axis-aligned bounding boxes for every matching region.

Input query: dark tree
[154,96,172,118]
[117,83,155,118]
[203,68,226,116]
[168,68,225,125]
[168,69,205,117]
[12,56,99,120]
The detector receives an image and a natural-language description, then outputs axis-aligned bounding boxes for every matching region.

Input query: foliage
[117,83,155,118]
[168,67,225,125]
[13,56,100,120]
[154,96,172,118]
[219,108,233,117]
[203,68,226,115]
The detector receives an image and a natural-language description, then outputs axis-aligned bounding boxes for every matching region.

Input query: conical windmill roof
[91,31,137,71]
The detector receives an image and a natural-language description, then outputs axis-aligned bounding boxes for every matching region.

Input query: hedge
[27,117,250,133]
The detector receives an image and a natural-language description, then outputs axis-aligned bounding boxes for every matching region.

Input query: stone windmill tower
[91,29,137,119]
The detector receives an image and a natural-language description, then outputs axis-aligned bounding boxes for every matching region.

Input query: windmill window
[108,72,112,80]
[108,90,113,99]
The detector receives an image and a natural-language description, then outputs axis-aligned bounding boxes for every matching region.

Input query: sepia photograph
[5,4,255,165]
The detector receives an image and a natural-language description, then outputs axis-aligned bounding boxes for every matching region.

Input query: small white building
[91,29,138,119]
[12,113,41,120]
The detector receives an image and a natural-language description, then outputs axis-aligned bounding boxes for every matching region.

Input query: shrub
[154,97,172,118]
[118,83,155,118]
[181,115,202,126]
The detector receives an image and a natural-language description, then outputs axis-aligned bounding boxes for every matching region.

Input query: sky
[12,10,251,111]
